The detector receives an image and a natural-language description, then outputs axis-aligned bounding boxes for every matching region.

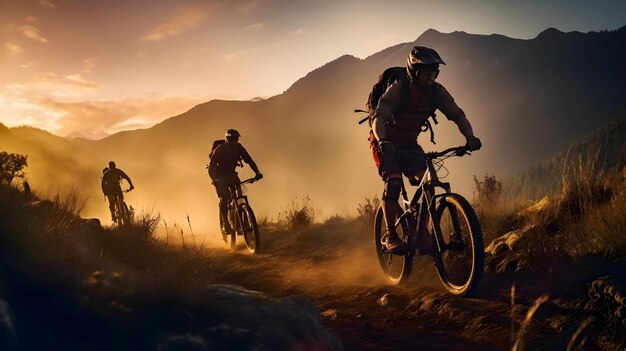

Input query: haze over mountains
[2,26,625,234]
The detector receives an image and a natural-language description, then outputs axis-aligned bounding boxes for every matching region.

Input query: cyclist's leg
[215,184,232,233]
[106,192,117,221]
[371,134,404,250]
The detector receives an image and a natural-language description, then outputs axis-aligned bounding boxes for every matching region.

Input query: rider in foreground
[208,129,263,234]
[101,161,134,222]
[371,46,482,254]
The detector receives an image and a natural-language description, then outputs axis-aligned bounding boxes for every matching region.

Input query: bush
[280,196,315,229]
[473,173,503,208]
[356,195,380,224]
[0,151,28,184]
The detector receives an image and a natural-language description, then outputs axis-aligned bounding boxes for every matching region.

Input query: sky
[1,0,625,139]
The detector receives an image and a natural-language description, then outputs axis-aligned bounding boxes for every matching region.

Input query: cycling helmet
[406,46,445,79]
[108,161,116,169]
[225,129,241,139]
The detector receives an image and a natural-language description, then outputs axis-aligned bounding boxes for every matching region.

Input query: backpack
[208,139,244,167]
[209,139,226,159]
[356,66,439,144]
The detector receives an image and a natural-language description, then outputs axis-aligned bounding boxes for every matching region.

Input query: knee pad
[382,178,402,201]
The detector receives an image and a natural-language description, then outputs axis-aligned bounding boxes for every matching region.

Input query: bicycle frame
[393,147,466,253]
[226,178,257,232]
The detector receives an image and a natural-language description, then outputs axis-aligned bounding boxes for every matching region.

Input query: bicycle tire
[239,204,260,254]
[225,206,236,249]
[431,193,484,296]
[374,205,413,285]
[120,201,130,226]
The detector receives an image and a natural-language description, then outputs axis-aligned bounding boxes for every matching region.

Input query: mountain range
[2,26,625,232]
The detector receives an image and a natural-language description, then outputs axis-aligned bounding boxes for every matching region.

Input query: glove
[255,172,263,180]
[466,136,482,151]
[211,179,220,186]
[377,139,396,157]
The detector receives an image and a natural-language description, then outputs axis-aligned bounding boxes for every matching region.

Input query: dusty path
[198,240,538,351]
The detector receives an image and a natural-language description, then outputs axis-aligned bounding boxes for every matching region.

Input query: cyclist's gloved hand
[378,139,396,157]
[466,136,482,151]
[211,179,220,186]
[255,172,263,180]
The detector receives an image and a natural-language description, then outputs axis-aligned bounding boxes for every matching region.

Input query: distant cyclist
[101,161,134,222]
[208,129,262,234]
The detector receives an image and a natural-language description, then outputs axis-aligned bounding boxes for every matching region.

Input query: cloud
[39,0,57,8]
[81,58,97,73]
[10,24,48,43]
[32,95,207,137]
[141,8,208,42]
[242,22,265,31]
[288,27,308,36]
[5,43,24,54]
[0,91,207,138]
[238,0,265,13]
[16,71,99,97]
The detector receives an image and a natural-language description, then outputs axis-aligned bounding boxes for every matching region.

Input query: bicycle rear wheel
[374,205,413,285]
[239,204,260,254]
[431,193,484,296]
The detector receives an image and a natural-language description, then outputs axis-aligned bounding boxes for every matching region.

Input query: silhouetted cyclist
[101,161,134,222]
[370,46,482,254]
[209,129,263,234]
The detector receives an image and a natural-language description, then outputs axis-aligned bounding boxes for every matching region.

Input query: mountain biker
[101,161,134,222]
[208,129,263,234]
[371,46,482,254]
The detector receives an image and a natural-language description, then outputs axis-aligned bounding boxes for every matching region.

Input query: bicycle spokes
[436,203,473,286]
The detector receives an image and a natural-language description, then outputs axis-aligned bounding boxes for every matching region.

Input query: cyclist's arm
[239,145,260,174]
[119,170,134,188]
[372,82,401,141]
[436,84,475,138]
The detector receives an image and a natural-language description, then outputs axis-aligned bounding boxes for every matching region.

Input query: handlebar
[239,177,259,185]
[400,145,470,159]
[212,177,261,186]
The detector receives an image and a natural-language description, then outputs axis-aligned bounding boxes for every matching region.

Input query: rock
[321,309,338,320]
[202,284,343,351]
[82,218,102,232]
[0,298,16,350]
[157,333,212,351]
[586,275,626,342]
[377,293,403,308]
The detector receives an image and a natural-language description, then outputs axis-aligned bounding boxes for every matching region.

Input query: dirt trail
[201,240,521,351]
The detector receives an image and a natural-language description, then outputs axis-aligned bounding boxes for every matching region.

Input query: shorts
[369,132,427,181]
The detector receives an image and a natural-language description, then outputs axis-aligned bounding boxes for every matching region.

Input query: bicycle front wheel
[431,193,484,296]
[225,207,236,249]
[239,204,260,254]
[374,205,413,285]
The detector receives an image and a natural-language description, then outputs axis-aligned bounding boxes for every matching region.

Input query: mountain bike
[111,188,132,226]
[374,145,484,296]
[219,177,261,254]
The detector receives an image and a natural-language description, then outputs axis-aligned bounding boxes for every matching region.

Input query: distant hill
[2,26,625,231]
[505,114,626,199]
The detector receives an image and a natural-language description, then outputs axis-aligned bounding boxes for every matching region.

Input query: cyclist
[208,129,263,234]
[370,46,482,254]
[101,161,134,222]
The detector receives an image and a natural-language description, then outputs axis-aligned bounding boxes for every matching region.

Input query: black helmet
[225,129,240,139]
[406,46,445,78]
[108,161,116,169]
